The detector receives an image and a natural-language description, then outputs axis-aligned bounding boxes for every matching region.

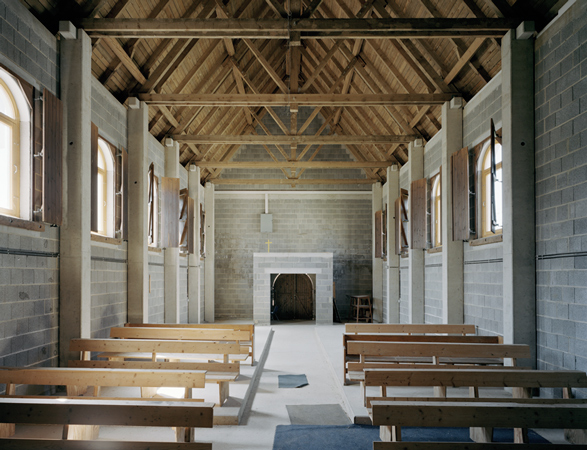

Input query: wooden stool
[349,295,372,323]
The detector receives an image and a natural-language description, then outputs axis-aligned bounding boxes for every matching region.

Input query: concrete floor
[14,321,571,448]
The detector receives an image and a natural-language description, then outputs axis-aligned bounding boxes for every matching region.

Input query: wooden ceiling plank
[409,106,430,128]
[366,41,417,94]
[444,37,485,84]
[105,0,132,18]
[301,0,324,18]
[300,41,346,93]
[158,105,179,128]
[243,39,289,93]
[265,0,288,18]
[398,39,455,93]
[462,0,486,18]
[140,39,193,92]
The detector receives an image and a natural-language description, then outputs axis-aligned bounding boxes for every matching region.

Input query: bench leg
[218,381,229,406]
[175,427,195,443]
[0,424,15,438]
[380,425,401,442]
[63,425,100,440]
[141,387,159,398]
[433,386,447,397]
[470,427,493,443]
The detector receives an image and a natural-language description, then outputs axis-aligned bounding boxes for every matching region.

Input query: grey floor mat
[286,404,351,425]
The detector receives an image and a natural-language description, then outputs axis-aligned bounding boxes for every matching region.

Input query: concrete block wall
[90,77,128,336]
[461,69,504,336]
[534,0,587,399]
[463,243,504,336]
[90,242,127,338]
[215,194,372,320]
[0,0,58,95]
[0,225,59,393]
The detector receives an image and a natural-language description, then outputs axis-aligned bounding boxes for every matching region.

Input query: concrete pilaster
[127,99,149,324]
[204,183,215,322]
[408,140,425,323]
[164,140,180,323]
[59,26,92,365]
[441,98,465,324]
[372,182,383,323]
[385,165,400,323]
[188,165,202,323]
[502,26,536,367]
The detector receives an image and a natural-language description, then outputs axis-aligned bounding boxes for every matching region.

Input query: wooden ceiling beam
[101,37,146,84]
[138,93,455,106]
[301,0,325,18]
[243,39,289,93]
[265,0,288,18]
[444,37,486,84]
[197,161,394,168]
[210,178,376,185]
[80,18,519,38]
[171,135,419,144]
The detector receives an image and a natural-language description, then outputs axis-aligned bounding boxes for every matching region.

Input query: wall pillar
[502,25,536,367]
[385,165,400,323]
[164,140,180,323]
[408,140,425,323]
[372,182,383,322]
[188,165,202,323]
[59,25,92,365]
[127,98,149,324]
[441,98,465,324]
[204,183,215,322]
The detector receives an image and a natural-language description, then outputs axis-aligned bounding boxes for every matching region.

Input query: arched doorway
[272,274,314,321]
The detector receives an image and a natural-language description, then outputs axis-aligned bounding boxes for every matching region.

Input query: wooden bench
[345,323,478,335]
[125,323,255,365]
[70,359,239,406]
[0,367,208,441]
[371,400,587,445]
[0,397,213,448]
[343,334,502,384]
[348,341,531,401]
[374,444,587,449]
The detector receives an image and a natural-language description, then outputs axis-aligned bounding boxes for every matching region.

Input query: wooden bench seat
[0,397,213,447]
[343,334,502,384]
[125,323,255,365]
[371,400,587,444]
[0,367,207,441]
[70,359,239,406]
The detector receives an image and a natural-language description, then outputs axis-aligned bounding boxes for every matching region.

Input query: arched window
[479,139,502,237]
[431,175,441,247]
[97,138,115,237]
[0,69,32,221]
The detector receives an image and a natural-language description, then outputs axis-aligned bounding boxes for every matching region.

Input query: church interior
[0,0,586,447]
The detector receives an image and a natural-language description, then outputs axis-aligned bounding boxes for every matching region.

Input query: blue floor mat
[272,424,549,450]
[278,374,309,388]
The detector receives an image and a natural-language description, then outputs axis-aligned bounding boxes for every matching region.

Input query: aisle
[197,322,348,450]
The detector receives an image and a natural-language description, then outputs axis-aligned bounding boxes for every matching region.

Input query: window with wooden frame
[148,163,159,248]
[394,189,409,256]
[0,65,62,228]
[430,173,441,248]
[200,203,206,258]
[478,121,503,238]
[374,206,387,259]
[91,125,127,240]
[179,188,195,254]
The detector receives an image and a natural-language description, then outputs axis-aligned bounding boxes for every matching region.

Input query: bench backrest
[364,368,587,389]
[344,334,501,345]
[345,324,477,335]
[110,327,250,342]
[371,400,587,429]
[0,397,214,428]
[0,367,206,389]
[125,323,254,334]
[347,341,530,360]
[70,338,248,355]
[69,359,239,373]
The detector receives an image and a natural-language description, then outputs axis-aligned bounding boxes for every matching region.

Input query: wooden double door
[273,274,314,321]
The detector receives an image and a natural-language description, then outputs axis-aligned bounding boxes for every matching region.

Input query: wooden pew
[343,334,502,384]
[371,400,587,445]
[125,323,255,365]
[345,323,478,335]
[0,397,213,448]
[0,367,207,441]
[70,359,239,406]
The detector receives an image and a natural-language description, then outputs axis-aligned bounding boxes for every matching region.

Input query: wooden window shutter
[451,146,470,241]
[161,177,180,248]
[395,198,401,255]
[42,88,63,226]
[148,163,155,245]
[32,86,43,222]
[382,204,387,259]
[121,147,128,240]
[179,189,195,254]
[410,178,427,249]
[90,122,99,232]
[375,210,382,258]
[200,203,206,258]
